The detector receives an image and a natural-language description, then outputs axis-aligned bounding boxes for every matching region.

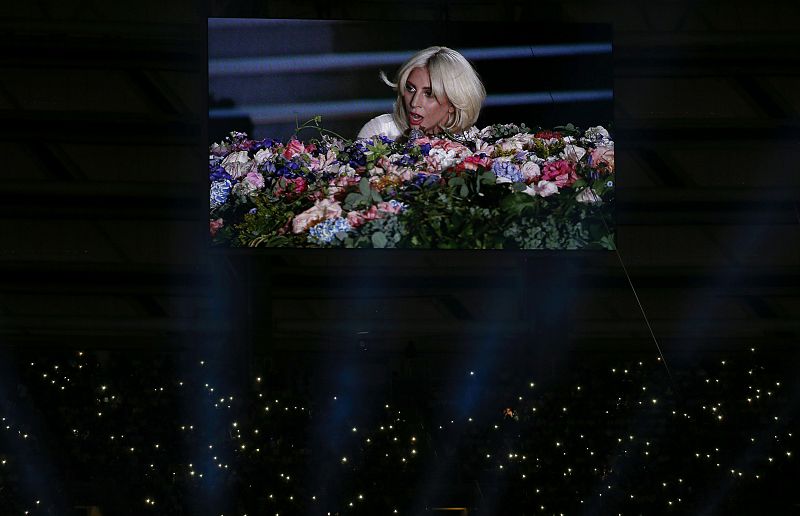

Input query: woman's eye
[405,85,414,92]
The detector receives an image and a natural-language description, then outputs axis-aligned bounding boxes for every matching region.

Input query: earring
[446,111,457,130]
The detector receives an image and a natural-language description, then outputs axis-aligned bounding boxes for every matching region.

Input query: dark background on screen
[209,19,612,142]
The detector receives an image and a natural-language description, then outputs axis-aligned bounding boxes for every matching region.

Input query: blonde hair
[381,46,486,134]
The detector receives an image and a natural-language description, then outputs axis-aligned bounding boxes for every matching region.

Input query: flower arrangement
[209,118,615,249]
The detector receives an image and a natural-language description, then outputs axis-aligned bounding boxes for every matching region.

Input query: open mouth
[409,113,424,125]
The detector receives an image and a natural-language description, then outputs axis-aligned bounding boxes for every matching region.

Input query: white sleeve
[357,114,401,139]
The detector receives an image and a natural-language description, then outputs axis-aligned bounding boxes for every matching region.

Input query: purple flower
[252,138,277,152]
[244,171,265,190]
[394,154,418,167]
[209,165,231,182]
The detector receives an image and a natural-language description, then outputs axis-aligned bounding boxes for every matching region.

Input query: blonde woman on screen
[358,46,486,140]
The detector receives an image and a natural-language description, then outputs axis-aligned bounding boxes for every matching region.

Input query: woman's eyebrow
[406,79,431,90]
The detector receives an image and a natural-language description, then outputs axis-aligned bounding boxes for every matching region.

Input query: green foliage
[344,178,382,210]
[235,196,309,248]
[339,215,405,249]
[401,171,507,249]
[502,202,614,250]
[504,213,589,250]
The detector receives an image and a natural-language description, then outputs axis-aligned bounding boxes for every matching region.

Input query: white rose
[221,150,256,179]
[254,148,272,165]
[576,188,603,204]
[520,161,541,182]
[562,144,586,162]
[522,180,559,198]
[586,126,610,139]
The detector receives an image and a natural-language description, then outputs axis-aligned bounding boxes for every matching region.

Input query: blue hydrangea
[307,217,351,245]
[210,179,233,208]
[492,160,523,183]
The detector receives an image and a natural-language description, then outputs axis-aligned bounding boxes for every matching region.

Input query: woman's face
[402,66,454,134]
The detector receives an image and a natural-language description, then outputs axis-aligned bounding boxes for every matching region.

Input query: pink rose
[346,205,382,228]
[283,139,305,159]
[243,171,265,190]
[458,154,492,172]
[590,146,614,173]
[431,139,470,155]
[291,199,342,233]
[377,156,399,175]
[328,175,360,200]
[396,167,415,182]
[310,149,338,172]
[541,160,578,188]
[274,176,307,198]
[210,218,224,237]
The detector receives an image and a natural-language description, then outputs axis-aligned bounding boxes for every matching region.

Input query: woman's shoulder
[357,114,401,139]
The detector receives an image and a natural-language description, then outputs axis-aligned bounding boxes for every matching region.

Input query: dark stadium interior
[1,1,799,514]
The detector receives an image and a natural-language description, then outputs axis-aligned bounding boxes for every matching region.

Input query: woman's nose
[410,91,420,107]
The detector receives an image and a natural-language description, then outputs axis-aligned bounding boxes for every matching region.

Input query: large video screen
[209,19,614,249]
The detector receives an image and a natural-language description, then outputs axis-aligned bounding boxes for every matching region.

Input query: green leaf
[371,190,383,203]
[480,171,496,184]
[359,178,371,197]
[345,192,363,206]
[500,192,536,216]
[599,235,616,250]
[511,182,527,192]
[372,232,388,248]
